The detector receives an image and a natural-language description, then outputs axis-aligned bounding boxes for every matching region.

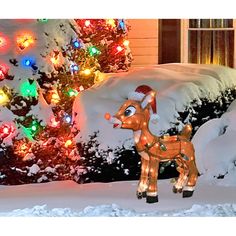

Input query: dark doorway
[158,19,181,64]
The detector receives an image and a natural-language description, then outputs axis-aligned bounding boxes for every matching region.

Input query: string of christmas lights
[0,19,132,185]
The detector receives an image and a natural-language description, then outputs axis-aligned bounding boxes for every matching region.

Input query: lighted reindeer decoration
[105,85,198,204]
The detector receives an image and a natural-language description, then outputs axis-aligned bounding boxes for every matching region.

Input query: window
[187,19,234,67]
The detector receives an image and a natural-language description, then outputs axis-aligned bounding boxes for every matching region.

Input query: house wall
[128,19,236,68]
[128,19,158,67]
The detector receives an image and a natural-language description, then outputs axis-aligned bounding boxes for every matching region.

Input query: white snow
[192,99,236,186]
[27,164,40,176]
[44,167,56,174]
[0,19,79,82]
[0,178,236,216]
[0,203,236,217]
[73,63,236,151]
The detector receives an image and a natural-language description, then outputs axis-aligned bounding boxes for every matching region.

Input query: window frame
[181,19,236,68]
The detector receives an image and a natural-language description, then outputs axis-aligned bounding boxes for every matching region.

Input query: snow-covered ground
[0,178,235,216]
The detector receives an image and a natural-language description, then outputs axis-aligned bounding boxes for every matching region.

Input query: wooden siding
[128,19,158,67]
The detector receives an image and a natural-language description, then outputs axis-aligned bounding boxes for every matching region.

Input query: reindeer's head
[105,89,157,131]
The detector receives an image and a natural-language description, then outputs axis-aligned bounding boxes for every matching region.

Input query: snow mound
[192,99,236,186]
[78,203,236,217]
[1,203,236,217]
[0,205,79,217]
[73,63,236,150]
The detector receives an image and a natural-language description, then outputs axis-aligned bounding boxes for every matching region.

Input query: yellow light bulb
[51,57,58,65]
[65,139,73,148]
[85,20,91,27]
[52,94,59,99]
[107,19,116,27]
[24,41,29,47]
[82,68,91,76]
[51,91,60,104]
[123,40,130,47]
[0,89,9,105]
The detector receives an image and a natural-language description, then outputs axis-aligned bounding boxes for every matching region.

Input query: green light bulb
[38,19,48,23]
[88,46,100,56]
[20,80,38,98]
[31,125,37,131]
[21,120,40,141]
[68,89,78,97]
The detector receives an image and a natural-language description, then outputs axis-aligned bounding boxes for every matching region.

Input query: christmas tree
[0,19,132,185]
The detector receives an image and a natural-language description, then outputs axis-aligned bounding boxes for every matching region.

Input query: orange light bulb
[17,34,34,50]
[104,113,111,120]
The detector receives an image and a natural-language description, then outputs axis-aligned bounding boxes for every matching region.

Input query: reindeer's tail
[180,124,192,140]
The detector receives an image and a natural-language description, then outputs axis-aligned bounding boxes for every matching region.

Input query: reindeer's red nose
[104,112,111,120]
[113,123,119,128]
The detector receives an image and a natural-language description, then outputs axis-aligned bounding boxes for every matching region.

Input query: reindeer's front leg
[137,152,149,199]
[146,156,159,203]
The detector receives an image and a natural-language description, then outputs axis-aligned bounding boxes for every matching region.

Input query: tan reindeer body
[105,87,198,203]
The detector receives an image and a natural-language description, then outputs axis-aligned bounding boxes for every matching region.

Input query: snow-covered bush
[192,99,236,186]
[72,63,236,183]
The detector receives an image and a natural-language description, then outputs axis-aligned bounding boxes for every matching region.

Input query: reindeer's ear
[140,91,156,109]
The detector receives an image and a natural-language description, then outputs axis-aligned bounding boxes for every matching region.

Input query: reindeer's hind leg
[173,158,189,194]
[183,156,198,198]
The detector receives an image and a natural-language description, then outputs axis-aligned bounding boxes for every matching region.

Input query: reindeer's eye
[124,106,136,117]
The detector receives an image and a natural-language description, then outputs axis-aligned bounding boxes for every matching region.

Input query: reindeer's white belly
[134,130,141,144]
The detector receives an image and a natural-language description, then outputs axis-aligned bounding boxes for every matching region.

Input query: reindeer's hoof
[146,195,159,204]
[183,190,194,198]
[136,191,147,199]
[142,191,147,198]
[173,186,183,194]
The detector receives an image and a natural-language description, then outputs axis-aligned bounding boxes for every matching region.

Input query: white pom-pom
[150,114,160,124]
[128,91,145,101]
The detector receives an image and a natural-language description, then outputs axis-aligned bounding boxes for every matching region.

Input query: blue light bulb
[21,56,35,68]
[74,41,80,48]
[25,60,31,66]
[73,65,79,71]
[65,115,72,123]
[118,19,126,31]
[70,63,79,73]
[72,39,81,49]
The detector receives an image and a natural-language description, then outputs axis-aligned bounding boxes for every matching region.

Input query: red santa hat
[128,85,160,124]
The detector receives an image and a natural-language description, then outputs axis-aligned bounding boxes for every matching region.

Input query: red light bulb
[85,20,91,27]
[50,117,60,128]
[3,127,10,134]
[0,64,8,80]
[0,124,15,139]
